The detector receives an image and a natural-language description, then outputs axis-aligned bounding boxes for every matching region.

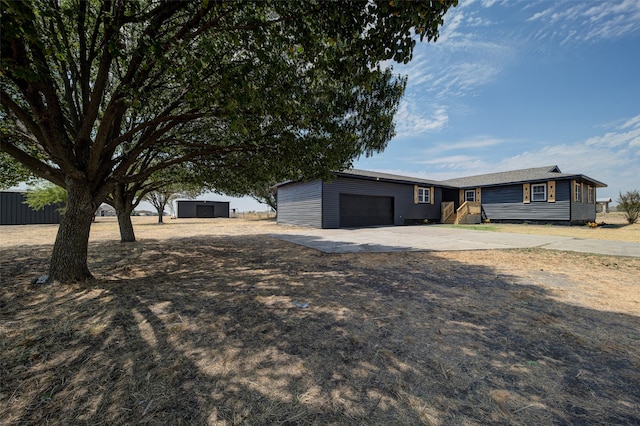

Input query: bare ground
[1,217,639,425]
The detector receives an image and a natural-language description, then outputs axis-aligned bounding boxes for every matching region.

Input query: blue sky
[226,0,639,211]
[354,0,640,205]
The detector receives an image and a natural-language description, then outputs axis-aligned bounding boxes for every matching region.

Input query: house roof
[335,169,450,187]
[440,165,607,188]
[275,165,607,190]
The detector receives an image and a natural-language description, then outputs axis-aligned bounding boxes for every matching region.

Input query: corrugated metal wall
[176,201,230,218]
[276,180,323,228]
[482,181,570,221]
[322,177,441,228]
[1,191,62,225]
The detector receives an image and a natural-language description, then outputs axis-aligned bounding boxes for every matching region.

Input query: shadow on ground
[1,235,639,425]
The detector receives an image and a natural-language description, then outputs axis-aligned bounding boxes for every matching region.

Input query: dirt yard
[1,216,639,425]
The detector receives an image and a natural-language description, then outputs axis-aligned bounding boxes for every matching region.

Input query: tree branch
[0,139,65,186]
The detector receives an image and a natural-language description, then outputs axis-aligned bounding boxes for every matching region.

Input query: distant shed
[176,200,230,218]
[596,197,612,213]
[1,191,62,225]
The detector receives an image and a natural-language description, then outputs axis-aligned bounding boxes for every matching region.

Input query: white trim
[574,182,582,202]
[464,190,476,202]
[417,187,430,204]
[531,183,547,202]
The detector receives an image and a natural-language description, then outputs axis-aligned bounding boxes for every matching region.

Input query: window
[531,183,547,201]
[465,190,476,202]
[588,186,594,203]
[417,187,430,203]
[575,182,581,202]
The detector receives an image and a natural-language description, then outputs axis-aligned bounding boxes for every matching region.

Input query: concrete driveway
[272,225,640,258]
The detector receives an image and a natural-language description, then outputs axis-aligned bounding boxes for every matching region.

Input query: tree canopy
[1,0,457,282]
[0,151,37,189]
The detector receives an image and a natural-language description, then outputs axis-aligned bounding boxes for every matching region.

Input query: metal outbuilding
[176,200,230,218]
[1,191,62,225]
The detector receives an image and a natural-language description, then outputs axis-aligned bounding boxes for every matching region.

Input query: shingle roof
[336,169,449,187]
[440,165,607,188]
[275,165,607,189]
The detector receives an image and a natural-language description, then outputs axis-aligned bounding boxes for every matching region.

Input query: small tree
[617,190,640,224]
[144,186,202,223]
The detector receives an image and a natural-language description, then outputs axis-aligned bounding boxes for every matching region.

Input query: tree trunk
[155,203,165,223]
[117,210,136,242]
[49,180,95,282]
[112,184,137,242]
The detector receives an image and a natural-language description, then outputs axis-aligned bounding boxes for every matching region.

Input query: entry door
[339,194,394,227]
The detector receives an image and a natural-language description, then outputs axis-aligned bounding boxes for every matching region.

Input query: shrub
[617,190,640,224]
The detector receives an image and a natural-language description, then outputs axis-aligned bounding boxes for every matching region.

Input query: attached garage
[339,194,394,227]
[276,170,446,229]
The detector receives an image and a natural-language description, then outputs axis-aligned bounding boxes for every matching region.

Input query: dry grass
[1,217,639,425]
[488,212,640,243]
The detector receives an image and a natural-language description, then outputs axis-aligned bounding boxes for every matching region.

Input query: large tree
[1,0,456,282]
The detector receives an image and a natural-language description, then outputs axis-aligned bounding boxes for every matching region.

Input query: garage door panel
[196,205,215,218]
[339,194,393,227]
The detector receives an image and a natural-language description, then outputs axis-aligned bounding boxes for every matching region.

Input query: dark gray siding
[277,180,323,228]
[570,182,596,223]
[322,177,441,228]
[1,191,62,225]
[176,200,230,218]
[482,182,569,222]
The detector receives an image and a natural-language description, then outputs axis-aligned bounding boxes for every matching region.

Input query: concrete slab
[272,225,640,258]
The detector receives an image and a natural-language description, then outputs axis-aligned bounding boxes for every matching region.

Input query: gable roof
[440,165,607,188]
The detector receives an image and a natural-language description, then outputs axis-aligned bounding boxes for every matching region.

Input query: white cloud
[415,154,480,165]
[397,1,518,100]
[526,0,640,43]
[394,102,448,138]
[527,9,552,22]
[402,38,513,100]
[423,136,508,154]
[585,114,640,149]
[622,114,640,129]
[437,10,466,44]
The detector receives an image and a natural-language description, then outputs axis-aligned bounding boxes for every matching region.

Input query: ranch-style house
[275,166,606,228]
